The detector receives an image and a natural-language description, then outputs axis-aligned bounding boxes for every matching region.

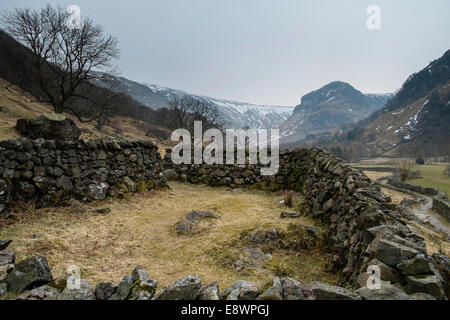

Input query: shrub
[445,165,450,178]
[415,157,425,165]
[283,191,294,208]
[395,159,416,182]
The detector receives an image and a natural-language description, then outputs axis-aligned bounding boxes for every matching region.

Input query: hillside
[319,49,450,159]
[279,81,392,143]
[0,77,165,144]
[0,29,162,132]
[96,74,294,129]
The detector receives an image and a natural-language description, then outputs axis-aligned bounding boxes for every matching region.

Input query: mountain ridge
[314,49,450,159]
[96,74,294,130]
[280,81,392,142]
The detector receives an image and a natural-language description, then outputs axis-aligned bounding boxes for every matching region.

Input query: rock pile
[0,243,441,300]
[175,210,217,234]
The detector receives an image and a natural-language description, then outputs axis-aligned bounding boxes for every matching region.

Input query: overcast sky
[1,0,449,106]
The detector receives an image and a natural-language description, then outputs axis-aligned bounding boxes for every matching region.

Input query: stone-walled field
[1,141,449,300]
[163,147,450,299]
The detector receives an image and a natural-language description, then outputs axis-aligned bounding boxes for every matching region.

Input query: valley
[0,1,449,304]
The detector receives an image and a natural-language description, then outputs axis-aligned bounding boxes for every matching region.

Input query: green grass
[352,163,450,196]
[407,165,450,196]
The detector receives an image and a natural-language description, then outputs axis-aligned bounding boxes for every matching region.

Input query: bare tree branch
[1,4,119,114]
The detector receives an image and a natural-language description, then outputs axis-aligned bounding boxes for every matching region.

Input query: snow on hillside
[105,75,294,129]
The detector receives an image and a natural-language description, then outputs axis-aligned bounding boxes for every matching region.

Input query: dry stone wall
[0,244,440,300]
[164,148,449,299]
[1,141,448,300]
[0,138,166,212]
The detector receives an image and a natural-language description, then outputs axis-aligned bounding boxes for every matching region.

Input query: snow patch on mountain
[99,75,294,129]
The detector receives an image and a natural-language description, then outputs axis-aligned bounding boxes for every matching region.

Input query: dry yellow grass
[362,171,390,181]
[0,182,336,290]
[380,188,414,205]
[362,171,414,205]
[408,222,450,257]
[0,77,165,143]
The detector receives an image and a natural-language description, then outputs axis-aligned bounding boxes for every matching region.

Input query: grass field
[354,163,450,196]
[0,182,336,290]
[407,165,450,196]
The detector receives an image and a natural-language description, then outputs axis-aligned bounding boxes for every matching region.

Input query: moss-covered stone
[146,179,155,190]
[136,181,147,193]
[117,183,129,194]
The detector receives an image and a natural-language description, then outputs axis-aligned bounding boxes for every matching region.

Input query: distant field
[407,165,450,196]
[353,163,450,196]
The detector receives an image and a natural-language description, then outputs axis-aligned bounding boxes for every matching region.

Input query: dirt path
[378,178,450,237]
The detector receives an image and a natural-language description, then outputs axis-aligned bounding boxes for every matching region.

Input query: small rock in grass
[280,211,300,218]
[92,208,111,215]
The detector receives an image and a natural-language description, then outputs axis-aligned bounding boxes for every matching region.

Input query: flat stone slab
[280,211,301,218]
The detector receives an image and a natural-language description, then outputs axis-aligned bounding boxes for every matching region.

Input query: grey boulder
[0,250,15,266]
[375,239,419,267]
[129,267,158,300]
[57,279,95,300]
[257,277,283,300]
[153,275,201,300]
[221,280,259,300]
[356,283,410,300]
[88,182,110,201]
[3,255,53,294]
[309,282,360,300]
[109,275,134,300]
[281,277,308,300]
[404,275,445,300]
[197,281,220,300]
[396,254,432,275]
[0,240,12,251]
[95,282,116,300]
[18,285,61,300]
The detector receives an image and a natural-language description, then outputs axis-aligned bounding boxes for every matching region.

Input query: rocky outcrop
[0,138,166,213]
[16,115,81,141]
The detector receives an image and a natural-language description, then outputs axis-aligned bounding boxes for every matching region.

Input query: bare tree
[66,78,123,129]
[395,158,416,182]
[1,4,119,114]
[164,96,226,134]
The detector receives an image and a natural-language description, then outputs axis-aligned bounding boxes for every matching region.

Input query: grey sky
[1,0,449,106]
